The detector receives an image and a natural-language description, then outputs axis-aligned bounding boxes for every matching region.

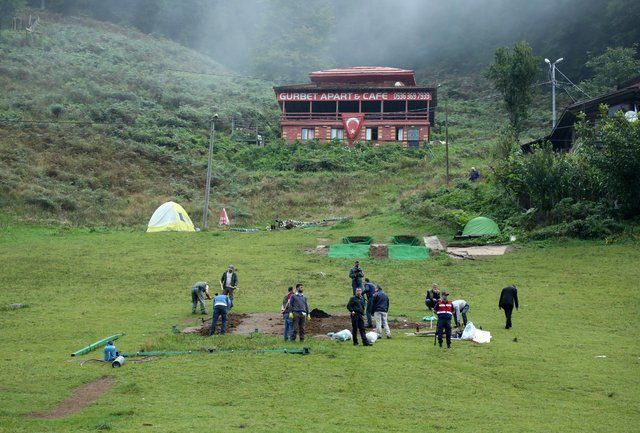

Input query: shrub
[49,104,64,118]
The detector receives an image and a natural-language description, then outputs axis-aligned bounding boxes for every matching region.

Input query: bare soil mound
[27,376,115,419]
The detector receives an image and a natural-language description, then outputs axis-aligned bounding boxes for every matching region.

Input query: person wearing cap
[289,283,310,342]
[372,285,391,339]
[425,283,440,311]
[190,281,210,314]
[347,287,371,346]
[452,299,470,327]
[281,286,294,341]
[103,341,117,362]
[499,285,519,329]
[362,278,376,328]
[220,265,238,307]
[209,292,231,335]
[349,261,364,295]
[434,291,454,348]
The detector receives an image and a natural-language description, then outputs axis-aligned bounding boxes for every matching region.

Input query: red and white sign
[218,208,229,226]
[341,113,364,145]
[277,91,431,102]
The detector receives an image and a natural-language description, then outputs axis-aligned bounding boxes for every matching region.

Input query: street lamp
[202,113,218,230]
[545,57,563,128]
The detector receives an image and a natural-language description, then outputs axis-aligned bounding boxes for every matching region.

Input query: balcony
[280,112,429,122]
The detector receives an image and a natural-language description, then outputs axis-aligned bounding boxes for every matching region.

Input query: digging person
[220,265,238,307]
[425,283,440,312]
[452,299,470,327]
[349,261,364,295]
[191,281,211,314]
[281,286,294,341]
[434,291,454,348]
[363,278,376,328]
[372,285,391,339]
[289,283,310,342]
[347,287,371,346]
[499,284,519,329]
[209,292,231,335]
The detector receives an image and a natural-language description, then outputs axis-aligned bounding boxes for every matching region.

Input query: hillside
[0,12,553,230]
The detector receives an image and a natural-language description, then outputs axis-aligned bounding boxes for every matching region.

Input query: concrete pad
[447,245,510,257]
[423,236,445,251]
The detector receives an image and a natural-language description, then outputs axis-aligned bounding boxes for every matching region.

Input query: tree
[0,0,25,29]
[485,41,540,141]
[581,45,640,95]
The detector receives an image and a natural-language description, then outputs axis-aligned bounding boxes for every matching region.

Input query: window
[396,127,404,141]
[365,127,378,141]
[331,128,344,140]
[301,128,315,140]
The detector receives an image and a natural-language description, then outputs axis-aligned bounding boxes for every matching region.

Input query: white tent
[146,201,195,233]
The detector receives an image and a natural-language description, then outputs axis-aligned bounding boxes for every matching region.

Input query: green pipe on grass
[70,332,125,357]
[122,347,310,357]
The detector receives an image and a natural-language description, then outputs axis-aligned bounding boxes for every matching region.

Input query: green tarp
[387,245,429,260]
[342,236,373,245]
[391,235,421,246]
[462,217,500,237]
[328,244,371,259]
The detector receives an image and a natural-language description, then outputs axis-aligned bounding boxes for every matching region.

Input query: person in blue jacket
[209,293,232,335]
[362,278,377,328]
[103,341,117,362]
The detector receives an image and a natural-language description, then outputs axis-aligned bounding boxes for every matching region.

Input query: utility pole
[445,99,449,187]
[545,57,563,128]
[201,114,218,230]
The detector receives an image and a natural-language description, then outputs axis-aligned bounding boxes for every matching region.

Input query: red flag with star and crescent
[341,113,365,146]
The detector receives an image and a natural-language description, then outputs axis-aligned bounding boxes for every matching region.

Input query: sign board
[277,91,432,102]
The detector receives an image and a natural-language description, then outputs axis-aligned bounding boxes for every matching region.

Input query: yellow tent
[146,201,195,233]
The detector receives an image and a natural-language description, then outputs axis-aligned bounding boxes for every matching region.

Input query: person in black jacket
[425,283,440,311]
[372,286,391,339]
[220,265,238,306]
[347,288,371,346]
[499,285,519,329]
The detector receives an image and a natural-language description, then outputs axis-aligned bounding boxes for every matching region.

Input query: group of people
[426,282,519,348]
[189,260,520,347]
[190,265,238,335]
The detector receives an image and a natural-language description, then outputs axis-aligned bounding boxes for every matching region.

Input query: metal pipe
[70,333,125,357]
[111,355,126,368]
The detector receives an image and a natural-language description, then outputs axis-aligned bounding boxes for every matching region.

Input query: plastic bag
[365,332,378,344]
[327,329,352,341]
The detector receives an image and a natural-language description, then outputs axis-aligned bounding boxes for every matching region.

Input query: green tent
[462,217,500,237]
[328,244,371,259]
[342,236,373,245]
[387,245,429,260]
[391,235,421,246]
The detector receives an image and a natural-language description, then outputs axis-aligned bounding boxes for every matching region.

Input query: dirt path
[233,312,282,336]
[27,376,115,419]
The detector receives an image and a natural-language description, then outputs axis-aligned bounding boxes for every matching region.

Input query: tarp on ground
[391,235,421,246]
[342,236,373,245]
[387,245,429,260]
[462,217,500,237]
[328,244,371,259]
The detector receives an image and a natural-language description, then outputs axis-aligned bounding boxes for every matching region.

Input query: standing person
[209,292,231,335]
[372,285,391,339]
[289,283,309,342]
[434,291,454,348]
[452,299,470,327]
[347,287,371,346]
[363,278,376,328]
[220,265,238,307]
[425,283,441,311]
[281,286,294,341]
[191,281,210,314]
[499,284,519,329]
[349,261,364,295]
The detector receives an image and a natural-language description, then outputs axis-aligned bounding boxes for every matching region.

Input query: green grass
[1,220,639,432]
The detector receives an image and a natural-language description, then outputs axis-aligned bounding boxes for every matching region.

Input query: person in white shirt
[452,299,470,327]
[219,265,238,307]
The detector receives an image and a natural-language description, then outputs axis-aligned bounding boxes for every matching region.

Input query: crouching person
[209,292,231,335]
[191,281,210,314]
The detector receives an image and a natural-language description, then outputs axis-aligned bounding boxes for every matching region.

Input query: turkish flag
[341,113,365,143]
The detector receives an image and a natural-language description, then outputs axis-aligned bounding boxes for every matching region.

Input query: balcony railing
[281,112,429,122]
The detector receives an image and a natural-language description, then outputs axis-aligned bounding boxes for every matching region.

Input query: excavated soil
[27,376,115,419]
[187,312,425,337]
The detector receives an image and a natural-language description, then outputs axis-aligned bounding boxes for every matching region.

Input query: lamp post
[202,114,218,230]
[545,57,563,128]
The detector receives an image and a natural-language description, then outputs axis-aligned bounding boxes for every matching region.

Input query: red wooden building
[274,66,437,147]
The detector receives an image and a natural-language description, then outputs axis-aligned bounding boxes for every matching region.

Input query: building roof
[309,66,417,86]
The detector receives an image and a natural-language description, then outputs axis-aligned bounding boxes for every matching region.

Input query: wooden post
[445,99,449,187]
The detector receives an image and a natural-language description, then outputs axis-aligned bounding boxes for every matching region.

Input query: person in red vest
[434,291,454,348]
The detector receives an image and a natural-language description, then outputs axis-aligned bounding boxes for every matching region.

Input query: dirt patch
[27,376,115,419]
[194,313,249,336]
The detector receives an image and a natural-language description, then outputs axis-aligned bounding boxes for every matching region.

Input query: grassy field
[1,217,639,432]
